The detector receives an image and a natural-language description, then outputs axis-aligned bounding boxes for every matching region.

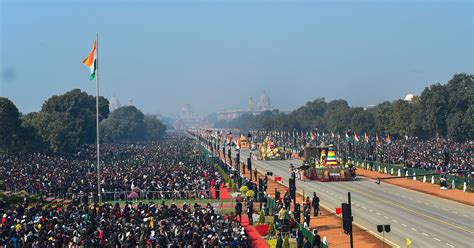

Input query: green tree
[41,89,109,145]
[0,97,21,153]
[144,115,166,140]
[31,112,77,152]
[100,106,146,142]
[324,99,352,133]
[373,101,392,134]
[350,107,375,134]
[18,113,46,153]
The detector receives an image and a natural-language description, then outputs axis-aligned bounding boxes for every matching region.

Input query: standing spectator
[304,207,311,227]
[214,180,220,199]
[235,199,243,222]
[312,192,320,217]
[297,228,304,247]
[247,199,254,225]
[305,196,311,214]
[303,236,312,248]
[312,229,321,247]
[276,233,283,248]
[284,191,291,210]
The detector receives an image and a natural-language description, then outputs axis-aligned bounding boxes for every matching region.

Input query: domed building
[217,93,285,121]
[256,92,272,111]
[109,95,121,112]
[404,93,414,102]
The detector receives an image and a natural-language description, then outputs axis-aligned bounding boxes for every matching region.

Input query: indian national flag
[83,40,97,80]
[354,133,360,142]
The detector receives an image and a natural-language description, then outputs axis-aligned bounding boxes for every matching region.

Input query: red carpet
[238,215,269,248]
[210,183,231,200]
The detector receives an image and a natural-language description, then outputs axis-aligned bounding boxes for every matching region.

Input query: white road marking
[384,216,389,219]
[411,228,417,231]
[434,238,441,242]
[401,224,407,227]
[422,233,429,236]
[369,209,374,212]
[446,243,454,248]
[362,206,367,209]
[392,220,398,223]
[442,208,448,211]
[376,212,381,215]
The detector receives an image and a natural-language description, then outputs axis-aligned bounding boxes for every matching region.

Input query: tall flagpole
[96,33,101,203]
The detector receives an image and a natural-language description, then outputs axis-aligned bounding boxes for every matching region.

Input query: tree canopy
[0,88,166,154]
[216,74,474,141]
[0,97,22,154]
[100,106,167,142]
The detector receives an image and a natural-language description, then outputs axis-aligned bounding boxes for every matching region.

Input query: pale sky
[1,0,472,117]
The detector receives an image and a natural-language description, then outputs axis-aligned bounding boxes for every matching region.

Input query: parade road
[232,148,474,248]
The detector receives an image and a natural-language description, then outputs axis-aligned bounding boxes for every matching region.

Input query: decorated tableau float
[235,135,250,149]
[256,136,287,160]
[301,143,354,182]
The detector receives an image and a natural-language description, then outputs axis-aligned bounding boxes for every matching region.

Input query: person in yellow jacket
[149,216,154,228]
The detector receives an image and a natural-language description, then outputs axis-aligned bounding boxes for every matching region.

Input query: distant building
[109,95,121,112]
[248,96,254,111]
[175,104,212,129]
[217,93,286,121]
[256,92,272,111]
[404,93,414,102]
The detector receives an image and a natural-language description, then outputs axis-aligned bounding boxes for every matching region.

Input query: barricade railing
[1,189,213,203]
[352,159,472,191]
[101,190,212,202]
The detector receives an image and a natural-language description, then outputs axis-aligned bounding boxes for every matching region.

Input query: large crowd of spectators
[0,201,249,247]
[1,134,223,201]
[371,138,472,172]
[1,133,252,247]
[249,131,472,173]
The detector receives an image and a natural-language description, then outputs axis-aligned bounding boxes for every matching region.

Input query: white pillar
[405,171,409,177]
[452,179,456,189]
[413,172,416,180]
[431,176,435,184]
[384,167,387,174]
[423,175,426,183]
[398,169,401,177]
[463,182,467,192]
[390,168,394,175]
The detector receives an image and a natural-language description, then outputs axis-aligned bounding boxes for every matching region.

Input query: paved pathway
[230,148,474,248]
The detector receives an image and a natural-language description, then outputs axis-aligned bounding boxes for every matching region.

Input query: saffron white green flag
[83,40,97,80]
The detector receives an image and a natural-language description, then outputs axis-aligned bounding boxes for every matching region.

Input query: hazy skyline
[1,0,472,117]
